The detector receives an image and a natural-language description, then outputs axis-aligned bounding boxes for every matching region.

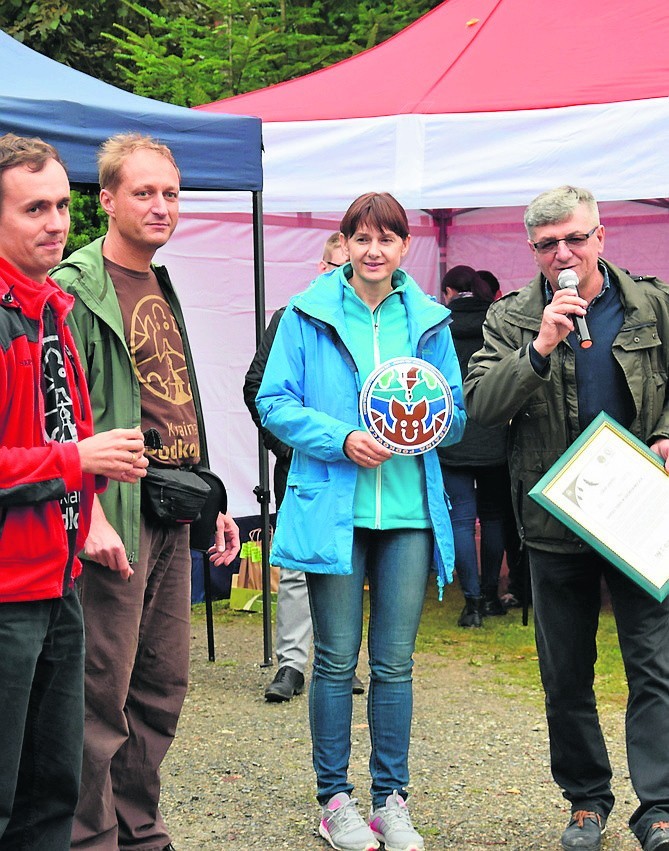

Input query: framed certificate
[529,412,669,600]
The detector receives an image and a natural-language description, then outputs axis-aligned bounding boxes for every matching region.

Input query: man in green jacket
[52,133,240,851]
[465,185,669,851]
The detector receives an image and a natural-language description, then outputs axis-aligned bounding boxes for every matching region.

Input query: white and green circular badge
[359,357,455,455]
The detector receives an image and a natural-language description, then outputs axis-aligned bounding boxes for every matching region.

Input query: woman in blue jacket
[257,193,465,851]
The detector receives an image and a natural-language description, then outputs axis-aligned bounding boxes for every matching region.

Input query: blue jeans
[530,547,669,843]
[441,464,507,598]
[0,590,84,850]
[306,528,432,809]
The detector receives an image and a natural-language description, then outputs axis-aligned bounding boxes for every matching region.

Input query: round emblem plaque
[359,357,454,455]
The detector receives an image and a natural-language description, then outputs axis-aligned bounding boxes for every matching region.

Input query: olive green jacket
[464,260,669,552]
[52,238,210,563]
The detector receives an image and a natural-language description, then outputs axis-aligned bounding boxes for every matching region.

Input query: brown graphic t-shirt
[105,258,200,467]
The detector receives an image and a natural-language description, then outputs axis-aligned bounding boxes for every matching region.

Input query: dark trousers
[441,463,508,598]
[72,517,191,851]
[529,547,669,843]
[0,590,84,850]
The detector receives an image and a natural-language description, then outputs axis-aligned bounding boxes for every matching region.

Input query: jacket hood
[0,257,73,320]
[292,265,451,342]
[50,237,108,302]
[51,236,170,309]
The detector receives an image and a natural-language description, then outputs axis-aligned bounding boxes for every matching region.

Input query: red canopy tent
[171,0,669,652]
[201,0,669,119]
[165,0,669,521]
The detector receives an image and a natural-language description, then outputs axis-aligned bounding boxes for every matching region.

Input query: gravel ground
[161,607,642,851]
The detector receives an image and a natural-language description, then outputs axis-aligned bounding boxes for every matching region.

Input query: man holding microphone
[465,185,669,851]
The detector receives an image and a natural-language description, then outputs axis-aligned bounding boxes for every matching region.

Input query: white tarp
[183,99,669,214]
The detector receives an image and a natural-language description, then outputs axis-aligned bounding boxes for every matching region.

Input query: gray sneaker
[369,791,424,851]
[319,793,380,851]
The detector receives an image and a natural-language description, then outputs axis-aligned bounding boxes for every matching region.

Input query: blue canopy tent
[0,30,262,190]
[0,30,270,662]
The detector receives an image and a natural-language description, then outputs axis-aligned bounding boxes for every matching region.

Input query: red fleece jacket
[0,257,98,601]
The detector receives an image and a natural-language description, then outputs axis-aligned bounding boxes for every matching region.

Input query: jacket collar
[502,258,657,334]
[0,256,73,320]
[51,236,172,308]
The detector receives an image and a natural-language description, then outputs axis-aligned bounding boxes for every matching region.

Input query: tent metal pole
[202,551,216,661]
[251,190,273,667]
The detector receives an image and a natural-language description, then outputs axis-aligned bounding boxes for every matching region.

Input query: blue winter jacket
[256,266,466,595]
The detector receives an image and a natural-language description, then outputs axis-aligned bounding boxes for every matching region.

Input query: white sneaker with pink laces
[368,790,424,851]
[319,792,380,851]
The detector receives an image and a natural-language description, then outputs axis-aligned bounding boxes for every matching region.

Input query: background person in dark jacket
[476,268,526,608]
[438,265,511,627]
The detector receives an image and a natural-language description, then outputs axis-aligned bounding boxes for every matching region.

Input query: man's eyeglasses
[324,260,342,268]
[532,225,599,255]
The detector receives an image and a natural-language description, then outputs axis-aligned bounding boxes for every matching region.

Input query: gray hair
[524,185,599,235]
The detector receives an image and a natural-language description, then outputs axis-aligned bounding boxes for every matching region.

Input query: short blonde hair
[322,232,341,263]
[97,132,180,191]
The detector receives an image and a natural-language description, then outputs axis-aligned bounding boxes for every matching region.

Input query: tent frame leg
[251,191,274,668]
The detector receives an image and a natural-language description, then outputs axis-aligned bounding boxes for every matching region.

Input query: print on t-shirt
[131,294,192,405]
[106,258,201,468]
[42,305,80,544]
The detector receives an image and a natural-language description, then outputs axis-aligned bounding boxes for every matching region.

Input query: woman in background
[438,265,511,627]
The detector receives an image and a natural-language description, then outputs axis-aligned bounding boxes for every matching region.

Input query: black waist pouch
[141,465,211,525]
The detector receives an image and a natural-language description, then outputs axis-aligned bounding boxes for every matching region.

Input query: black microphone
[557,269,592,349]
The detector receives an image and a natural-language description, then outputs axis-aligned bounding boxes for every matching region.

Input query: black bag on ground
[141,465,211,525]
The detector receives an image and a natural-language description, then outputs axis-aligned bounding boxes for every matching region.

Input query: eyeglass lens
[533,226,598,254]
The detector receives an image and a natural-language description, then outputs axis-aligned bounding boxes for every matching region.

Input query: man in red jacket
[0,133,148,851]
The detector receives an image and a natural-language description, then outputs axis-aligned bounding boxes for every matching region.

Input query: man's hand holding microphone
[534,270,592,357]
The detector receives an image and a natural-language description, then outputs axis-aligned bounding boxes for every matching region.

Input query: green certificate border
[529,412,669,601]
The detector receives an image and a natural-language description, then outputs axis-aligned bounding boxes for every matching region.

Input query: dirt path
[161,610,640,850]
